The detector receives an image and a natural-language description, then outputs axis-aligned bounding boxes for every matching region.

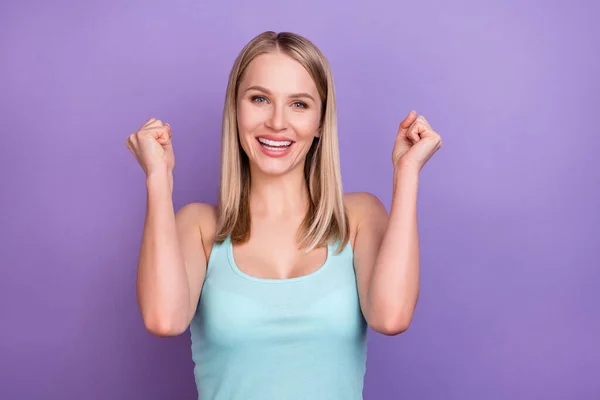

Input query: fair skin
[126,50,441,337]
[232,52,328,280]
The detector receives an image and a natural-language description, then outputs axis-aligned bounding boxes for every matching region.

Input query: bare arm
[353,169,420,336]
[136,165,208,336]
[352,111,441,336]
[349,170,420,337]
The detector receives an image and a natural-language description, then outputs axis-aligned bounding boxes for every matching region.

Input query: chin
[251,157,298,177]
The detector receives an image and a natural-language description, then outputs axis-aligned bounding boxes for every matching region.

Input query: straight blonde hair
[215,31,349,252]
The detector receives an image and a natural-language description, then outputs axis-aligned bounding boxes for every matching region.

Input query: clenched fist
[392,111,442,172]
[126,118,175,177]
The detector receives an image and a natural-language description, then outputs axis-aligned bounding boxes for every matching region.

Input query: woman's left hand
[392,111,442,172]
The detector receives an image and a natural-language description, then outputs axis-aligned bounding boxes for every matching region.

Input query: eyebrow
[244,85,316,102]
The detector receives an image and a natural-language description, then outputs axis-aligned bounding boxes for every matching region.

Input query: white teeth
[258,137,292,147]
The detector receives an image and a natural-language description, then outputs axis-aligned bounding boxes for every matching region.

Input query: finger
[139,125,168,139]
[144,122,171,138]
[399,110,417,132]
[126,134,139,149]
[153,127,172,145]
[126,141,143,167]
[155,131,170,145]
[408,120,427,143]
[399,113,418,144]
[164,122,172,138]
[139,118,157,130]
[145,119,164,129]
[417,115,430,128]
[415,120,439,141]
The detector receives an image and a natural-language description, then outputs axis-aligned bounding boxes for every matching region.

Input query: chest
[196,239,365,348]
[231,229,329,280]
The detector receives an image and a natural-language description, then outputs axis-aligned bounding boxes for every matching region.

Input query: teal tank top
[189,235,368,399]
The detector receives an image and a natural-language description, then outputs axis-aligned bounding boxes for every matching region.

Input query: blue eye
[250,96,307,109]
[251,96,268,104]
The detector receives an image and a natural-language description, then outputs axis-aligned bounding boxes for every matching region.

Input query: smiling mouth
[257,137,294,151]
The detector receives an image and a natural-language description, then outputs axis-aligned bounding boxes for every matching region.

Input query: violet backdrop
[1,0,599,399]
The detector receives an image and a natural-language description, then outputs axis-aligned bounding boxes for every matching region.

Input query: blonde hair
[215,31,349,252]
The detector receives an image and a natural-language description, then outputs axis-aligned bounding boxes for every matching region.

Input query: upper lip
[256,135,295,142]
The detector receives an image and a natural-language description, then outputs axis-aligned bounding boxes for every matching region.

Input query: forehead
[240,51,318,95]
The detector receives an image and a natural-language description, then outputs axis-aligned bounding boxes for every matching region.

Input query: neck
[248,163,309,219]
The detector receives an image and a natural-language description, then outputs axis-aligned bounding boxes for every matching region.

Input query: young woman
[126,31,442,400]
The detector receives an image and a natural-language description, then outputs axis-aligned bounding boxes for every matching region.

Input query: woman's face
[236,51,322,177]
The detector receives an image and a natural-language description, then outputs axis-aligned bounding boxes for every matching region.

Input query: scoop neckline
[225,235,333,284]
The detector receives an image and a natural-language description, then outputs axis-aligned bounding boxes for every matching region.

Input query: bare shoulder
[175,202,217,231]
[175,202,218,258]
[344,192,389,244]
[344,192,388,222]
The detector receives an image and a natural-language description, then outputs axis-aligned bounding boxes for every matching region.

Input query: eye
[251,95,268,104]
[292,101,308,109]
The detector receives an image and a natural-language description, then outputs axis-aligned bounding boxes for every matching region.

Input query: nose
[265,104,288,132]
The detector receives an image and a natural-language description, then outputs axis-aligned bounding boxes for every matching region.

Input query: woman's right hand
[126,118,175,177]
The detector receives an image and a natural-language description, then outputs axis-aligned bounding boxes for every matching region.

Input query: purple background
[1,0,599,399]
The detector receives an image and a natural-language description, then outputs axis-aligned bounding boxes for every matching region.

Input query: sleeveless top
[189,235,368,400]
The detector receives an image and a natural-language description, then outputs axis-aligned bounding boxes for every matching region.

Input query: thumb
[161,123,175,164]
[398,111,417,136]
[156,122,172,146]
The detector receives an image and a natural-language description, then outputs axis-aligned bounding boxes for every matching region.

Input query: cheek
[237,103,261,133]
[237,103,262,150]
[292,113,321,139]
